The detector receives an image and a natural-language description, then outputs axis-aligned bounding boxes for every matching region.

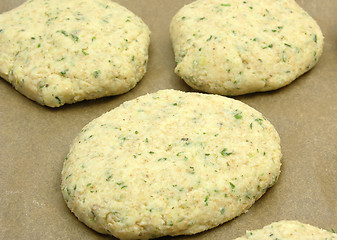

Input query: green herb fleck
[61,30,68,37]
[221,148,233,156]
[204,195,209,206]
[181,16,186,20]
[221,3,231,6]
[282,51,287,62]
[71,33,79,42]
[313,34,317,43]
[255,118,264,129]
[206,35,213,41]
[331,228,335,233]
[234,112,242,119]
[284,43,292,47]
[149,151,154,154]
[82,49,89,55]
[37,43,41,48]
[92,36,96,42]
[55,96,61,104]
[66,188,71,197]
[131,55,135,61]
[158,158,167,161]
[106,175,112,181]
[229,182,235,190]
[176,152,183,156]
[277,26,283,29]
[60,69,69,75]
[220,207,225,214]
[93,70,101,78]
[86,183,92,187]
[268,44,273,48]
[46,16,58,25]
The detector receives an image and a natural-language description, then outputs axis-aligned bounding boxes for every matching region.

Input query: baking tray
[0,0,336,239]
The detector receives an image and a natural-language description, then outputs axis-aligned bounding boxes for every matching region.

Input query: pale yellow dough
[170,0,324,95]
[0,0,150,107]
[61,89,282,239]
[235,220,337,240]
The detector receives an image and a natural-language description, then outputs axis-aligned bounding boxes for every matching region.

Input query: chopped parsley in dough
[0,0,150,107]
[235,220,337,240]
[170,0,324,96]
[61,89,282,239]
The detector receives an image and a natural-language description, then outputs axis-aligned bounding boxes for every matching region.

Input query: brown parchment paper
[0,0,336,239]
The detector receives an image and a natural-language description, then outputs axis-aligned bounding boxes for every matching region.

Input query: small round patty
[170,0,323,96]
[0,0,150,107]
[61,89,282,239]
[235,220,337,240]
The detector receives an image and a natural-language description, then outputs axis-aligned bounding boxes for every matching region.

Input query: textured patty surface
[62,89,282,239]
[235,220,337,240]
[0,0,150,107]
[170,0,323,96]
